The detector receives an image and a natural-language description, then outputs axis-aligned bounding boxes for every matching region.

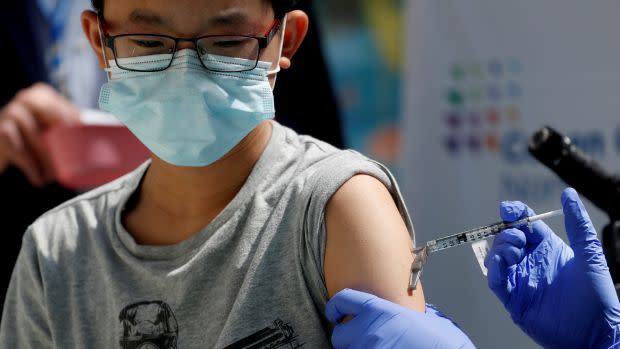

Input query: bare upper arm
[324,174,425,312]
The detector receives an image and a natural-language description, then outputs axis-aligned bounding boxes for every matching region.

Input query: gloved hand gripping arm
[325,288,476,349]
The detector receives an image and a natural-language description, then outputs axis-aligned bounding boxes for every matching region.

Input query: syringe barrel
[426,209,563,254]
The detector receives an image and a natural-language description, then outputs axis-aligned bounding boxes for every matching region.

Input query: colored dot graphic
[468,135,482,152]
[447,89,464,107]
[441,58,523,156]
[506,105,521,122]
[508,58,522,75]
[507,81,522,99]
[445,112,462,128]
[485,134,500,152]
[488,59,503,77]
[451,64,466,81]
[487,107,501,125]
[468,111,481,126]
[468,63,483,79]
[445,135,460,155]
[468,87,484,104]
[487,84,502,102]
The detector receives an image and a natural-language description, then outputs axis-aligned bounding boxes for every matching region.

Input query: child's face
[97,0,283,73]
[80,0,309,168]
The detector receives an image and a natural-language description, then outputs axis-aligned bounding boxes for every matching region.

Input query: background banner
[400,1,620,348]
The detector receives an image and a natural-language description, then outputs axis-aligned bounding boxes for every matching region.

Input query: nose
[176,39,196,51]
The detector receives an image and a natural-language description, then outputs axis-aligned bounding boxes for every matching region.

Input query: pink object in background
[43,110,149,190]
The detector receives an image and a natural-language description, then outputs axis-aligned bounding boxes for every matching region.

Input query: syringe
[408,209,564,290]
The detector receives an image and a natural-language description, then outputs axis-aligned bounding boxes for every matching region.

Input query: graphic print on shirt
[119,301,179,349]
[223,319,303,348]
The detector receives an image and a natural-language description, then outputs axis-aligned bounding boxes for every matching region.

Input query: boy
[1,0,424,347]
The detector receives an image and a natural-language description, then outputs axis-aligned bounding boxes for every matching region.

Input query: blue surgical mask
[98,49,277,167]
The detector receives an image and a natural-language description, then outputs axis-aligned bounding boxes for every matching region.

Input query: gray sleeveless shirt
[0,121,414,348]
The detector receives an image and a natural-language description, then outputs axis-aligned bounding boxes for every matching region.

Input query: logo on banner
[442,58,522,156]
[441,59,611,164]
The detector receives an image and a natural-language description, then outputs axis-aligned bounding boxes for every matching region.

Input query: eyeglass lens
[112,35,261,72]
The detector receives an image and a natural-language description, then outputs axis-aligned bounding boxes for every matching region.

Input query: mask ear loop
[267,14,288,78]
[97,15,114,81]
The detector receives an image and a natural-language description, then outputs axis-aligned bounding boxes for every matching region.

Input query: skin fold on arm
[324,174,425,312]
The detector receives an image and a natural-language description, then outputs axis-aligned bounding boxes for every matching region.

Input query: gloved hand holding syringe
[408,208,564,290]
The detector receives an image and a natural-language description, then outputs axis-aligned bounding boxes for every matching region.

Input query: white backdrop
[400,1,620,348]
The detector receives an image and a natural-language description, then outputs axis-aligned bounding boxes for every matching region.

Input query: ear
[279,10,309,70]
[81,10,107,69]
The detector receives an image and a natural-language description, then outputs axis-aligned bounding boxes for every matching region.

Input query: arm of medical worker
[485,188,620,349]
[325,288,476,349]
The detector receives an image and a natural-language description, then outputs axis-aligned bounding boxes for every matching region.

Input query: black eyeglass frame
[98,15,284,73]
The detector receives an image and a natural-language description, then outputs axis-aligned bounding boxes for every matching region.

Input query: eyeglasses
[99,16,283,73]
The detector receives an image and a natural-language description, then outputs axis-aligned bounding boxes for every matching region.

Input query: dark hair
[91,0,297,19]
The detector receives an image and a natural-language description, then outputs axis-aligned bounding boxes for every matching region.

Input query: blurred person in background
[0,0,342,314]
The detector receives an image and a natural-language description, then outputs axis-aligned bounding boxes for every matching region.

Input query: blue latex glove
[325,288,476,349]
[485,188,620,349]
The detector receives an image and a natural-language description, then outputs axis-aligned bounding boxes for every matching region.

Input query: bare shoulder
[324,174,425,312]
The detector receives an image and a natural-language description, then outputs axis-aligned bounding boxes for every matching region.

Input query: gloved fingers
[527,220,554,246]
[486,229,526,266]
[493,228,526,249]
[562,188,597,245]
[325,288,378,324]
[330,311,383,349]
[561,188,606,265]
[500,201,552,245]
[330,318,359,349]
[486,254,510,305]
[500,201,535,222]
[500,201,535,240]
[494,242,526,266]
[330,326,353,349]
